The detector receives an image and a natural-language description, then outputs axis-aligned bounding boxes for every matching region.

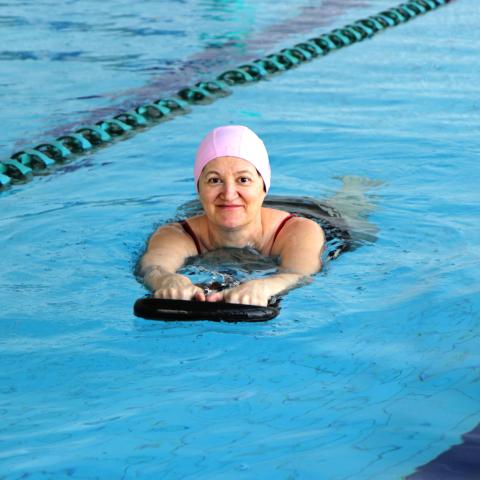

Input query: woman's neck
[206,213,265,251]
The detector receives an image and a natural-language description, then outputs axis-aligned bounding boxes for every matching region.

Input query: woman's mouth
[218,204,243,209]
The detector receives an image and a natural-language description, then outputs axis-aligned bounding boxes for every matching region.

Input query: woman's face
[198,156,266,229]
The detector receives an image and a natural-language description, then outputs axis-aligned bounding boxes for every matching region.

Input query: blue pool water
[1,1,479,478]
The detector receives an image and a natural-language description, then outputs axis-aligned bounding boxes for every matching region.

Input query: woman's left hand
[206,279,271,307]
[206,273,302,306]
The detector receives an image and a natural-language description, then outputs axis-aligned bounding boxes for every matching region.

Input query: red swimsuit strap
[270,213,297,255]
[180,220,202,255]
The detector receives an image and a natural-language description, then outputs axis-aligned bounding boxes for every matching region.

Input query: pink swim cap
[194,125,271,192]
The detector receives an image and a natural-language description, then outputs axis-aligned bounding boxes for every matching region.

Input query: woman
[140,125,325,306]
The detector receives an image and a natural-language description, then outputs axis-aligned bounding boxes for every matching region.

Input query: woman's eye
[239,177,250,184]
[208,177,221,184]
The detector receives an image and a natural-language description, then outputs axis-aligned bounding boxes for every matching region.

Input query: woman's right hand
[152,273,206,301]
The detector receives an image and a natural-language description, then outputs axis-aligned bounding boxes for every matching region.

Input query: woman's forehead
[203,156,256,174]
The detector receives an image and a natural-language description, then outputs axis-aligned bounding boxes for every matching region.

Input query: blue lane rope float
[0,0,451,190]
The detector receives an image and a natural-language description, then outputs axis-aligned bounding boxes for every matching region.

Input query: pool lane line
[0,0,452,191]
[34,0,371,142]
[406,422,480,479]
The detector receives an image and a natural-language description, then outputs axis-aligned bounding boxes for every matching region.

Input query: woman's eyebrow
[205,169,255,176]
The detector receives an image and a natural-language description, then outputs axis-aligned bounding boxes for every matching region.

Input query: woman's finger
[153,285,201,300]
[224,288,269,307]
[193,287,206,302]
[206,291,224,302]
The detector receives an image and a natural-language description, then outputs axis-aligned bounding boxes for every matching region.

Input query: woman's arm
[207,218,325,306]
[140,224,206,301]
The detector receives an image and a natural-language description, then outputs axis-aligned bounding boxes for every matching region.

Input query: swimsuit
[269,213,296,255]
[180,213,297,256]
[180,220,202,255]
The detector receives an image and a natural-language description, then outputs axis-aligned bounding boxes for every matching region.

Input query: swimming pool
[1,0,479,478]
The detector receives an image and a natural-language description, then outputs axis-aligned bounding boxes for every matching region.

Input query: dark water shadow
[406,423,480,480]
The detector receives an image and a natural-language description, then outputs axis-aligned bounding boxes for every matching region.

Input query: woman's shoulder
[150,215,205,242]
[261,207,318,229]
[148,216,205,256]
[262,207,322,223]
[265,208,324,254]
[261,207,292,223]
[181,214,206,228]
[155,215,204,231]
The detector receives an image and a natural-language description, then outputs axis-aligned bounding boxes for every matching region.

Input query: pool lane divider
[0,0,451,190]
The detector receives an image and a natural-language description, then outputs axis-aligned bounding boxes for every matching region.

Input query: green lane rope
[0,0,451,190]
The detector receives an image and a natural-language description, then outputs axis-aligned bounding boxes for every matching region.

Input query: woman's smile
[217,204,243,209]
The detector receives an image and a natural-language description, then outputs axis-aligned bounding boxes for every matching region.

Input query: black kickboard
[133,297,280,322]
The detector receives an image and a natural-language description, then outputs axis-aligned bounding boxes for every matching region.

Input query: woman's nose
[221,180,238,200]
